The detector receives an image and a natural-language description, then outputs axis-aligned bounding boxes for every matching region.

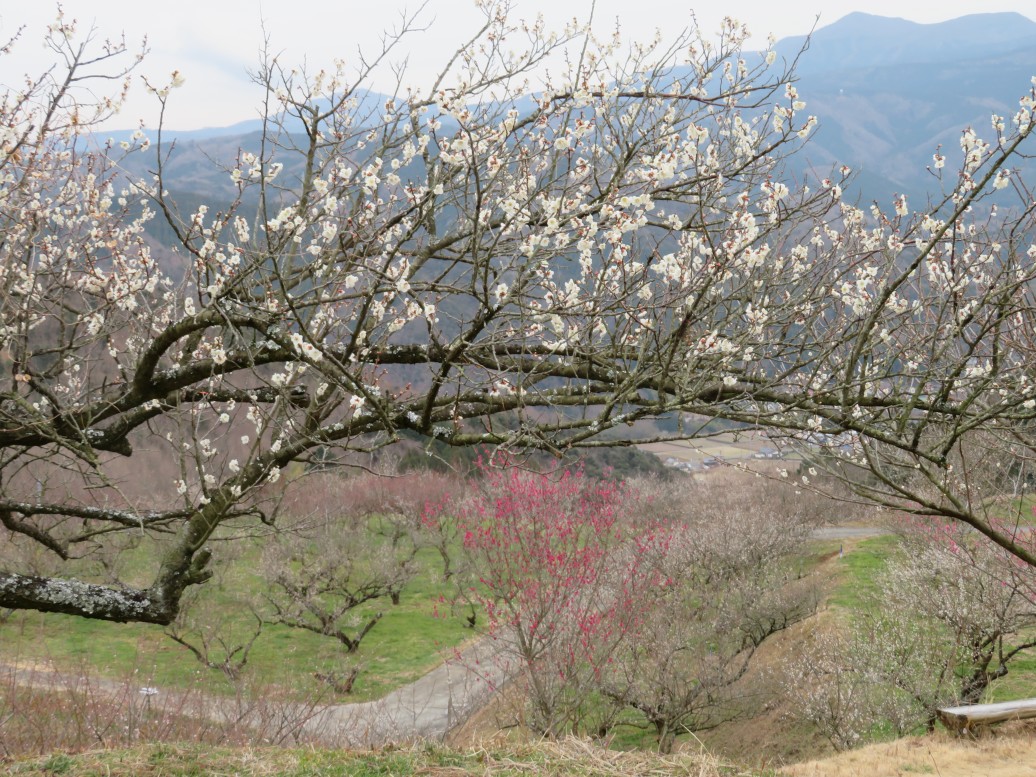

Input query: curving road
[298,634,511,746]
[0,632,513,748]
[811,525,890,540]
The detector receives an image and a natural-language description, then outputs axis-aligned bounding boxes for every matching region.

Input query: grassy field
[991,493,1036,528]
[7,491,1036,771]
[827,535,901,611]
[1,540,475,703]
[986,650,1036,701]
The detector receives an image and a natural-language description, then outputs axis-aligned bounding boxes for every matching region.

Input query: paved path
[299,635,511,746]
[0,634,513,748]
[812,525,890,540]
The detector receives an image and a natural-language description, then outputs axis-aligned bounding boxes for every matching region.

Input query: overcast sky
[0,1,1032,130]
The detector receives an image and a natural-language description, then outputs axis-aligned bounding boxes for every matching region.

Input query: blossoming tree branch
[1,3,1035,624]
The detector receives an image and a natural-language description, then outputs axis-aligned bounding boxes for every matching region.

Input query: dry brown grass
[0,660,333,759]
[781,722,1036,777]
[487,737,753,776]
[1,739,753,776]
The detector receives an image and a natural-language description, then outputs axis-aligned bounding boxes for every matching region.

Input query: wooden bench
[937,699,1036,734]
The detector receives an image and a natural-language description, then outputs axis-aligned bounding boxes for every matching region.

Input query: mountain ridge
[109,11,1036,214]
[777,10,1036,74]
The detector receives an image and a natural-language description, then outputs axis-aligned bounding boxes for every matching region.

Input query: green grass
[990,493,1036,528]
[984,642,1036,702]
[827,534,901,611]
[1,540,476,703]
[912,491,1036,532]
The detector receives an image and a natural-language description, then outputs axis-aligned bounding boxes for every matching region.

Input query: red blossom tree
[458,463,668,735]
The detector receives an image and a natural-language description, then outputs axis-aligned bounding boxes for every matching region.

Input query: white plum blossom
[8,9,1036,630]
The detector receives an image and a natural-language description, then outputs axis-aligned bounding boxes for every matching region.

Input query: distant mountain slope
[775,12,1036,202]
[777,11,1036,73]
[113,11,1036,223]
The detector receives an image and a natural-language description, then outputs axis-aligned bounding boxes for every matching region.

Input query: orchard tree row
[0,4,1035,632]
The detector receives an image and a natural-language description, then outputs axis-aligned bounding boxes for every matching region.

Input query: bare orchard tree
[163,589,264,682]
[260,504,412,653]
[344,468,460,596]
[3,3,1036,625]
[789,519,1036,747]
[160,537,263,682]
[604,475,818,753]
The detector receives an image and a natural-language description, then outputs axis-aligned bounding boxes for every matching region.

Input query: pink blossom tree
[457,464,658,735]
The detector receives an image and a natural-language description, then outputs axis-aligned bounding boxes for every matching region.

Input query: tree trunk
[438,547,453,580]
[0,572,176,624]
[656,720,676,754]
[337,612,383,653]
